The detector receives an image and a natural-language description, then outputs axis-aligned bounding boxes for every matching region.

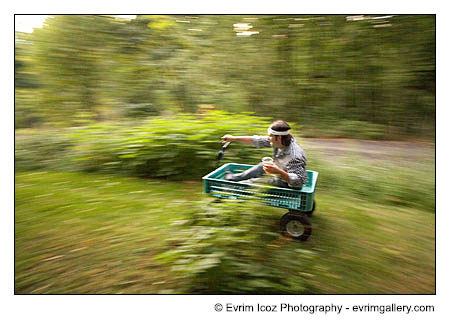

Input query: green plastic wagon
[202,163,319,241]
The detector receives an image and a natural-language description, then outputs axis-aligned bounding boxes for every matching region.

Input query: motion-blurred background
[15,15,434,138]
[15,15,435,295]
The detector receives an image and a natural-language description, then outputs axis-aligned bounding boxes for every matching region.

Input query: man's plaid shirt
[252,135,308,188]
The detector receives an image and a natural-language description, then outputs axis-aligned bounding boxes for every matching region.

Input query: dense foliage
[15,110,273,179]
[15,15,435,139]
[15,110,434,212]
[155,197,318,294]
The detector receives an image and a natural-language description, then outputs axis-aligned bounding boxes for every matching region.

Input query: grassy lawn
[15,171,202,294]
[308,193,435,294]
[15,169,435,294]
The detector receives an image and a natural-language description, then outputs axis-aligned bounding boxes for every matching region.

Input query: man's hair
[270,120,292,146]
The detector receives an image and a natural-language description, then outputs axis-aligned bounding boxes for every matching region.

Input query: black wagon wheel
[280,211,312,241]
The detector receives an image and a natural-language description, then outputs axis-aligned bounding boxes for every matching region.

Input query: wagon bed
[202,163,318,212]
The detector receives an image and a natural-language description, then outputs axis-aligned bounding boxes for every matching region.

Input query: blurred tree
[15,43,39,89]
[15,38,42,128]
[28,15,122,125]
[15,14,435,139]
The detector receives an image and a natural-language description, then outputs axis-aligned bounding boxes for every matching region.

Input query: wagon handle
[217,141,231,162]
[222,141,231,150]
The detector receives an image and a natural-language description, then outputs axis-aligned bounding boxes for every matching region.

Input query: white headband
[267,127,290,136]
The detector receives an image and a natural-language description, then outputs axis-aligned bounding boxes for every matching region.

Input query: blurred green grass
[15,171,201,294]
[15,166,435,294]
[308,193,435,293]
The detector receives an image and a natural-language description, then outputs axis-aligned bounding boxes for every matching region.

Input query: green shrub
[15,130,75,172]
[68,110,275,179]
[15,110,279,179]
[155,197,318,294]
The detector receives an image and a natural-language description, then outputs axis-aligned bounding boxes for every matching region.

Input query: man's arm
[221,135,254,145]
[222,134,272,148]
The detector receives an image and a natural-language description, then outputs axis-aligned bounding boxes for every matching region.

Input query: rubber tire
[280,212,312,241]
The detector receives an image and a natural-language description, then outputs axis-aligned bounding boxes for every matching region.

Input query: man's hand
[263,163,282,175]
[221,134,234,144]
[263,163,290,183]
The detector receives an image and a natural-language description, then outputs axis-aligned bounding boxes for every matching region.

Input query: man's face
[269,134,283,148]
